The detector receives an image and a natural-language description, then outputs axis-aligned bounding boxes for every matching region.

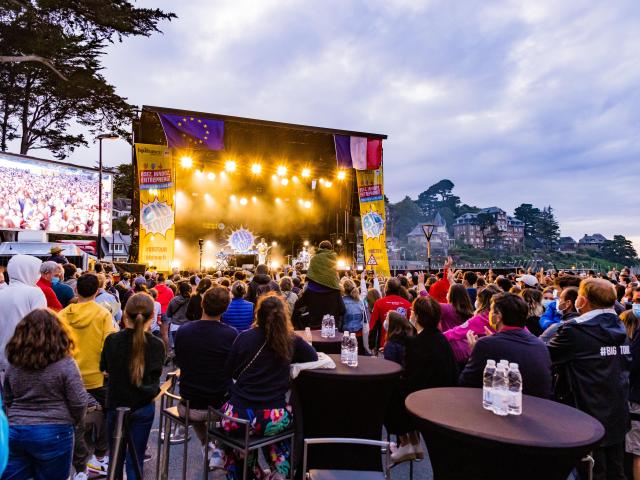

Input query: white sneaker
[87,454,109,475]
[390,443,416,463]
[201,442,225,470]
[73,472,89,480]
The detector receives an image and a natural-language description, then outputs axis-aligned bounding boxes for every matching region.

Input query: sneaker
[202,442,225,470]
[160,427,190,444]
[73,472,89,480]
[390,443,416,464]
[87,455,109,475]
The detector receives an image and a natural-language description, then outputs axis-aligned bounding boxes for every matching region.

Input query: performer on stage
[256,238,271,265]
[298,246,310,270]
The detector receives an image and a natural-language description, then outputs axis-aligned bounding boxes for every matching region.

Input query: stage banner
[135,143,175,272]
[356,167,390,276]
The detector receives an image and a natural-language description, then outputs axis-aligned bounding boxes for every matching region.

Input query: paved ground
[140,401,434,480]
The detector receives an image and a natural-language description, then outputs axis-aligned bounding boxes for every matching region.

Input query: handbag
[232,341,266,384]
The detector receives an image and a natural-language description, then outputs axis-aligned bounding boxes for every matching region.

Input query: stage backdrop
[135,143,175,271]
[356,167,390,276]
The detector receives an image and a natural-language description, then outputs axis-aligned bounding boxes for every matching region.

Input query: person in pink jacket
[443,284,501,365]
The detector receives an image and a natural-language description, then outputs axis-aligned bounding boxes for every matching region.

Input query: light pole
[422,223,436,274]
[96,133,119,260]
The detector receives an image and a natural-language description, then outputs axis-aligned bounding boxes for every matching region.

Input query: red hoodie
[37,277,62,312]
[155,283,174,314]
[428,268,450,303]
[370,295,412,349]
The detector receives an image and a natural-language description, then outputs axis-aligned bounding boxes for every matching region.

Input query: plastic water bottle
[482,360,496,410]
[321,315,330,338]
[340,331,350,364]
[304,327,313,345]
[508,363,523,415]
[347,332,358,367]
[328,316,336,337]
[491,363,509,416]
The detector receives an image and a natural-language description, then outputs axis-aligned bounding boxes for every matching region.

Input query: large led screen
[0,152,112,235]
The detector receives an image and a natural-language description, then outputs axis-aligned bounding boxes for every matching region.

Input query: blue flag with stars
[157,113,224,150]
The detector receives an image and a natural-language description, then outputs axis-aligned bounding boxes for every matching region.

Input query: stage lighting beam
[225,160,237,172]
[180,156,193,168]
[251,163,262,175]
[301,168,311,178]
[277,165,287,177]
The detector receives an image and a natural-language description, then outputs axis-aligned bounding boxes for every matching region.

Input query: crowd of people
[0,241,638,480]
[0,164,111,234]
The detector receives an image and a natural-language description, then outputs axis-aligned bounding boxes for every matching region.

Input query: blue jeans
[107,403,155,480]
[3,424,74,480]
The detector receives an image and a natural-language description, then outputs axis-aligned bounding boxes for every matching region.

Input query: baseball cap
[516,274,538,287]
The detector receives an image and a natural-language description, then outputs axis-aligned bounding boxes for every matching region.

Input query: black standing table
[294,329,342,354]
[293,354,402,472]
[406,387,605,480]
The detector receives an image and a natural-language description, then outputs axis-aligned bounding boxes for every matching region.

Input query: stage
[133,106,389,273]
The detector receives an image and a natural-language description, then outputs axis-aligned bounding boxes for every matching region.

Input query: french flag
[334,135,383,170]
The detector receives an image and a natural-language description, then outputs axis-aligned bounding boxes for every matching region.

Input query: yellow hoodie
[59,301,116,390]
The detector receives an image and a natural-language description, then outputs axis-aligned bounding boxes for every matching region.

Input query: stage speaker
[236,254,257,266]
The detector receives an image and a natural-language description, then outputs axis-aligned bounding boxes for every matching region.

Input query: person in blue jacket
[539,275,582,331]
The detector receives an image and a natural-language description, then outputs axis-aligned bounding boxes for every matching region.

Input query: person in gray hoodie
[0,254,46,371]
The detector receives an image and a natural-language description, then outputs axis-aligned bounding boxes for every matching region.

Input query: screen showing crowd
[0,153,112,235]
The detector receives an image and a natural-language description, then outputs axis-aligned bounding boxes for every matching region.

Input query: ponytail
[124,292,155,387]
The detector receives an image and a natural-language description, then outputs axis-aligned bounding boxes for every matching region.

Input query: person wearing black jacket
[539,287,580,344]
[548,278,631,480]
[621,307,640,480]
[245,264,281,304]
[387,296,458,464]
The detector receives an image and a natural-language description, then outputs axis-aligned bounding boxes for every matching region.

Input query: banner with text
[356,167,390,276]
[135,143,175,271]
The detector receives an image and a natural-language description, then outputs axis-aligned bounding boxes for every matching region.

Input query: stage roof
[140,105,387,140]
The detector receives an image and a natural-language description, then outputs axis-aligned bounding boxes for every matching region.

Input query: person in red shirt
[427,257,454,304]
[36,261,63,312]
[369,277,412,351]
[154,273,175,352]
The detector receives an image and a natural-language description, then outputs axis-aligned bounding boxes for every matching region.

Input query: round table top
[295,329,342,344]
[406,387,604,449]
[300,353,402,379]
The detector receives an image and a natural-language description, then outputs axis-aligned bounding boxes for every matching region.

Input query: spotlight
[204,193,212,202]
[207,172,216,180]
[277,165,287,176]
[292,176,299,184]
[251,196,257,203]
[225,160,236,172]
[337,238,343,245]
[272,241,278,247]
[270,260,280,270]
[251,163,262,174]
[275,197,282,204]
[337,259,346,268]
[220,171,227,180]
[298,199,304,205]
[204,261,213,269]
[239,197,248,206]
[281,177,289,186]
[324,181,333,188]
[195,169,203,177]
[301,168,311,178]
[319,178,325,185]
[304,200,312,209]
[230,194,237,202]
[271,174,278,181]
[180,156,193,168]
[337,170,347,180]
[174,239,181,247]
[304,240,310,247]
[205,240,213,248]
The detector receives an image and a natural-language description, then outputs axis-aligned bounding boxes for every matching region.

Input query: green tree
[601,235,638,265]
[388,195,424,240]
[113,162,134,199]
[417,179,461,220]
[0,1,175,158]
[536,206,560,252]
[514,203,542,248]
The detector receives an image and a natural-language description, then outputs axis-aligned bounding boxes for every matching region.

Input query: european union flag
[157,113,224,150]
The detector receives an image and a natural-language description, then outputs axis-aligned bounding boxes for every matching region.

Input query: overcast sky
[51,0,640,247]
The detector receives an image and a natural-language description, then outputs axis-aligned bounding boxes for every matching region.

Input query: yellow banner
[356,167,390,276]
[135,144,175,272]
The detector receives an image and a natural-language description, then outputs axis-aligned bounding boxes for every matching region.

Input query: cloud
[30,0,640,249]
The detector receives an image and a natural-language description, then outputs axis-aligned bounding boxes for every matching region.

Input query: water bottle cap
[344,331,349,336]
[350,332,356,337]
[509,362,519,369]
[305,327,311,332]
[499,359,509,365]
[486,359,496,366]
